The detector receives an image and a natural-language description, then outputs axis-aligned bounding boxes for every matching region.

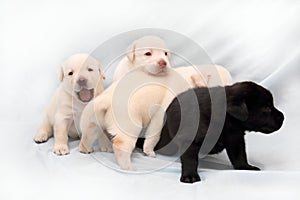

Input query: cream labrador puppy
[113,35,171,81]
[175,64,233,88]
[79,64,232,170]
[34,53,106,155]
[112,35,230,88]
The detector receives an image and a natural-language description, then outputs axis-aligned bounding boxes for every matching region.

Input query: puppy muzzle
[261,110,284,133]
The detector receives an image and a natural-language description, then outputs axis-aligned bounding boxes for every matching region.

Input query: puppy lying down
[79,63,233,170]
[112,35,231,88]
[154,82,284,183]
[34,54,105,155]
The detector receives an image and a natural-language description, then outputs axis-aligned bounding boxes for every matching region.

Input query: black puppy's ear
[227,101,248,121]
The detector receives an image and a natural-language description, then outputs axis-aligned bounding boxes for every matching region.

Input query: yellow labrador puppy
[34,53,105,155]
[79,67,171,170]
[113,35,171,81]
[175,64,233,88]
[79,64,232,170]
[112,35,230,88]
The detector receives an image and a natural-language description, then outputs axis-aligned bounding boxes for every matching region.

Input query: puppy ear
[227,101,248,121]
[126,41,136,62]
[98,64,106,80]
[59,65,64,82]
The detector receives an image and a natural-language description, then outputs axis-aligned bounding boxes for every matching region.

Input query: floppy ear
[98,64,106,80]
[126,41,136,62]
[59,65,64,82]
[227,100,248,121]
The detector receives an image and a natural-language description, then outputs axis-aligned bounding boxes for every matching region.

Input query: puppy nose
[158,59,167,68]
[276,111,284,123]
[77,77,87,86]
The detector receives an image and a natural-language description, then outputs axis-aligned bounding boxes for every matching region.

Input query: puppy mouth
[145,65,169,75]
[260,128,275,133]
[259,126,279,133]
[76,88,94,103]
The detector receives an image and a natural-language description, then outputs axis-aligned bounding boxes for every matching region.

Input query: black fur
[155,81,284,183]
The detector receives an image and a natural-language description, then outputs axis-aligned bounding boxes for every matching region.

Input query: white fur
[34,53,105,155]
[113,35,171,81]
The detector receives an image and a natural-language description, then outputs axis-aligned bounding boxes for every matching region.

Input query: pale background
[1,0,300,199]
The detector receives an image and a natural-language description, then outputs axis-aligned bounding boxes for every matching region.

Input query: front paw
[235,165,261,171]
[143,150,156,157]
[180,172,201,183]
[79,142,94,154]
[53,144,69,155]
[99,143,113,153]
[34,132,49,143]
[120,163,136,171]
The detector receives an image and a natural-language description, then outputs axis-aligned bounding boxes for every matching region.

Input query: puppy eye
[165,52,168,56]
[68,71,73,76]
[144,52,152,56]
[88,68,93,72]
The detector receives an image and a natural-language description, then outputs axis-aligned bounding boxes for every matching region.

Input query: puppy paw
[34,132,49,143]
[120,164,136,171]
[79,142,94,154]
[99,145,113,153]
[235,165,261,171]
[53,144,69,155]
[180,173,201,183]
[143,150,156,157]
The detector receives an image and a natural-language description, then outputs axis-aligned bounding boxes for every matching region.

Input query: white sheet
[1,0,300,199]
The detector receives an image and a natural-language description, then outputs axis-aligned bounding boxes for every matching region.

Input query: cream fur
[113,35,171,81]
[34,53,105,155]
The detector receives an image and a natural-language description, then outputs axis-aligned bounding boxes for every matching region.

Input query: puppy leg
[143,135,160,157]
[98,131,113,153]
[225,134,260,170]
[113,133,137,171]
[143,110,164,157]
[53,117,71,155]
[79,123,98,154]
[34,116,53,143]
[180,142,201,183]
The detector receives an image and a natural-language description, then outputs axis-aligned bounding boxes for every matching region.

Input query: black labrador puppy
[154,81,284,183]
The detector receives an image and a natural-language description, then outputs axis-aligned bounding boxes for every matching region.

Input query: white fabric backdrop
[1,0,300,199]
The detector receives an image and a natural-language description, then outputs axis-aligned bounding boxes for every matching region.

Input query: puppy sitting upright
[34,53,105,155]
[156,82,284,183]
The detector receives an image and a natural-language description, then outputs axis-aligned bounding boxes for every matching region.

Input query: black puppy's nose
[276,111,284,123]
[77,77,87,86]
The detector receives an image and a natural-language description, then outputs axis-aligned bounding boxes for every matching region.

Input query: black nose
[77,77,87,86]
[276,111,284,123]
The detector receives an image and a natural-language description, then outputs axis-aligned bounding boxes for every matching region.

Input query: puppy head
[60,53,105,103]
[226,82,284,133]
[126,35,171,75]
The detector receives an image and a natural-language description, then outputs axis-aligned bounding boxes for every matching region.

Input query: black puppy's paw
[235,165,261,171]
[180,173,201,183]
